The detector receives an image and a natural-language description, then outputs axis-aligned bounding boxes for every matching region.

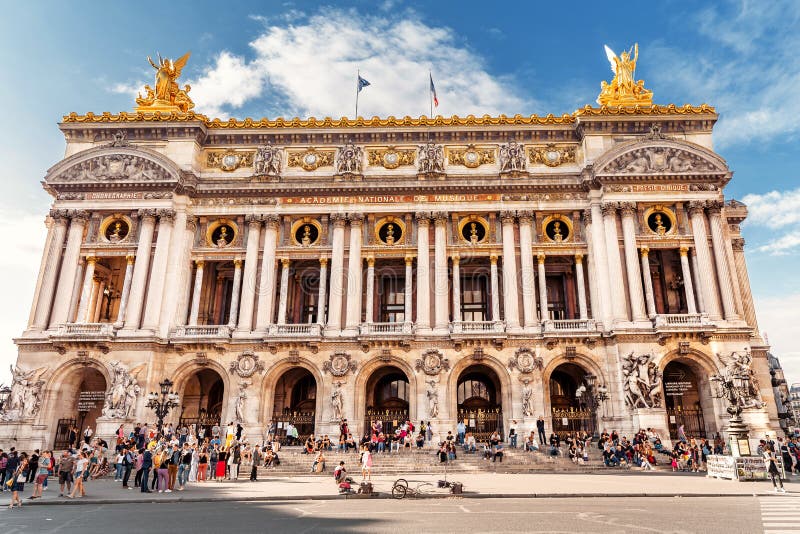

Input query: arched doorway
[457,364,503,440]
[549,363,596,437]
[272,368,317,442]
[52,367,108,449]
[662,359,714,439]
[365,366,410,437]
[179,368,224,436]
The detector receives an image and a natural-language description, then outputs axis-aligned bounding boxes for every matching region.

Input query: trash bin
[450,483,463,494]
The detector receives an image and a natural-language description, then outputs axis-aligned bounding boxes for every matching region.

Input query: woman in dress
[69,452,88,498]
[216,447,228,481]
[360,445,372,481]
[8,453,29,509]
[197,447,208,482]
[225,422,235,450]
[189,445,199,482]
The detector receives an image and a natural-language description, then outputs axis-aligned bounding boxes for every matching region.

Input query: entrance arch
[662,359,716,439]
[179,368,225,436]
[364,365,410,437]
[50,366,108,449]
[547,362,596,437]
[456,364,503,440]
[272,368,317,442]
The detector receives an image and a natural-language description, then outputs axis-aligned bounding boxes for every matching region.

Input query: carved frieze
[229,350,265,378]
[621,352,662,409]
[322,351,357,377]
[417,141,445,174]
[253,143,282,178]
[206,150,255,171]
[499,140,527,174]
[415,349,450,375]
[603,147,720,174]
[334,141,364,175]
[528,144,576,167]
[54,155,171,182]
[367,147,416,169]
[287,148,335,171]
[447,145,496,168]
[507,347,543,374]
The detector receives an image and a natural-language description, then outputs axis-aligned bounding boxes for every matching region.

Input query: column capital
[264,214,281,228]
[500,210,516,224]
[575,253,583,264]
[415,212,431,225]
[186,216,198,232]
[194,259,205,268]
[451,253,460,264]
[138,208,158,222]
[157,209,176,223]
[49,209,70,223]
[581,208,592,225]
[433,211,448,225]
[405,255,414,266]
[679,246,690,257]
[319,256,329,266]
[280,257,291,268]
[85,255,98,265]
[639,246,649,257]
[125,254,135,265]
[731,238,745,251]
[245,214,262,226]
[517,210,533,224]
[489,254,498,264]
[687,200,706,216]
[706,200,724,215]
[619,202,637,217]
[537,253,546,264]
[348,212,365,225]
[365,256,375,267]
[330,213,347,227]
[233,258,243,268]
[71,209,91,223]
[600,202,618,217]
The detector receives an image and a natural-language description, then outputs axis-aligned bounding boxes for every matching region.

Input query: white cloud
[185,8,532,119]
[741,188,800,254]
[755,231,800,255]
[756,292,800,382]
[647,0,800,148]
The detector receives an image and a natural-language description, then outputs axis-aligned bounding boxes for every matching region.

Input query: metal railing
[58,323,114,336]
[654,313,704,327]
[360,322,412,335]
[271,323,321,336]
[546,319,596,332]
[174,325,231,337]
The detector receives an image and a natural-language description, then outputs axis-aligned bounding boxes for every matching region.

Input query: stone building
[0,52,784,451]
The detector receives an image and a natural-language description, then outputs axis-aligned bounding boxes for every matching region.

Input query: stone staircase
[239,446,612,478]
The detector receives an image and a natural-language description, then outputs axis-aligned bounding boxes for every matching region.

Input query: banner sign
[77,391,105,412]
[664,381,694,396]
[706,455,736,479]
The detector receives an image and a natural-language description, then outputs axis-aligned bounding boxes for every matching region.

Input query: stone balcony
[173,325,232,340]
[544,319,598,333]
[360,322,413,336]
[270,323,322,337]
[50,322,116,341]
[452,320,505,334]
[653,313,710,330]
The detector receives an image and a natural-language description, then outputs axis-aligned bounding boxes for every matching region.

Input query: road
[0,496,789,533]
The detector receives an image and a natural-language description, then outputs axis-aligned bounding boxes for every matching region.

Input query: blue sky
[1,0,799,381]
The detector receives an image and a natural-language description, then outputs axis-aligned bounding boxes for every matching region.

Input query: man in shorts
[58,450,75,497]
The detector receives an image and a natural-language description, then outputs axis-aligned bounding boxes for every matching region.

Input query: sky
[1,0,799,383]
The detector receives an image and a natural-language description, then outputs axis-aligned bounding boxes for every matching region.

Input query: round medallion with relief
[383,152,399,169]
[464,150,480,168]
[544,150,561,165]
[221,154,240,171]
[304,153,318,166]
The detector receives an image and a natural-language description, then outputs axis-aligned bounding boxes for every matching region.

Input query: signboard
[77,391,105,412]
[706,455,736,480]
[85,192,144,200]
[664,381,694,396]
[281,194,499,206]
[735,456,768,481]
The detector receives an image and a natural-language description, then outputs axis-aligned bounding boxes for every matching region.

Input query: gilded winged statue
[596,43,653,106]
[135,52,195,113]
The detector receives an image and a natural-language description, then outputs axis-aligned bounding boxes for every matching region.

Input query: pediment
[594,139,728,177]
[45,145,181,185]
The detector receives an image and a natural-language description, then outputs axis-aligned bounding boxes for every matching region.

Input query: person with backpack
[121,447,134,489]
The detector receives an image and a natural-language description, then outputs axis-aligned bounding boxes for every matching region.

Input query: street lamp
[576,374,607,438]
[146,378,180,434]
[0,385,11,412]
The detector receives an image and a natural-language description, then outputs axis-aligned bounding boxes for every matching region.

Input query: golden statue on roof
[597,43,653,107]
[135,52,194,113]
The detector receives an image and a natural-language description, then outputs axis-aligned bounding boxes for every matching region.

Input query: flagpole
[355,69,360,118]
[429,70,433,118]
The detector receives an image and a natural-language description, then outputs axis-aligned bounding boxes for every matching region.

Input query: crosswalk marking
[760,495,800,533]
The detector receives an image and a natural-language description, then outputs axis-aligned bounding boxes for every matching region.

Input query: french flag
[429,73,439,107]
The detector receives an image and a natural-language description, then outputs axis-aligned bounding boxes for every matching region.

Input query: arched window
[374,373,409,407]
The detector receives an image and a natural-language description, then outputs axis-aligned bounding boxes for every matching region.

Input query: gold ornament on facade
[597,44,653,107]
[135,52,195,113]
[367,147,416,169]
[542,214,572,243]
[291,218,322,247]
[643,206,677,237]
[457,215,489,245]
[287,148,335,171]
[206,219,238,248]
[375,216,406,246]
[447,145,496,168]
[528,144,577,167]
[206,150,255,172]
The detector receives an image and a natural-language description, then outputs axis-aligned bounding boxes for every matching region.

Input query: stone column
[501,211,521,331]
[158,208,188,336]
[228,258,243,328]
[364,256,375,324]
[601,203,628,322]
[415,213,432,333]
[707,202,739,320]
[31,211,69,330]
[142,209,176,331]
[517,211,537,327]
[344,215,364,335]
[91,278,106,323]
[433,213,449,334]
[690,250,706,313]
[688,201,720,319]
[317,257,328,325]
[277,258,291,325]
[490,254,501,322]
[575,254,588,320]
[189,260,205,326]
[76,256,97,323]
[587,205,612,329]
[121,210,156,330]
[67,259,85,323]
[731,238,758,329]
[679,247,698,314]
[174,217,197,327]
[256,215,280,331]
[537,254,549,321]
[639,247,657,318]
[451,255,461,323]
[325,214,347,334]
[114,255,135,326]
[237,217,261,332]
[50,211,89,326]
[404,255,414,325]
[620,202,647,322]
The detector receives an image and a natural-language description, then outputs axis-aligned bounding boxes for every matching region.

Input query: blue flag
[358,75,371,92]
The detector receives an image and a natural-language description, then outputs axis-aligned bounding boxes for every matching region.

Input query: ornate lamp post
[577,374,608,438]
[0,385,11,412]
[711,370,751,457]
[146,379,180,434]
